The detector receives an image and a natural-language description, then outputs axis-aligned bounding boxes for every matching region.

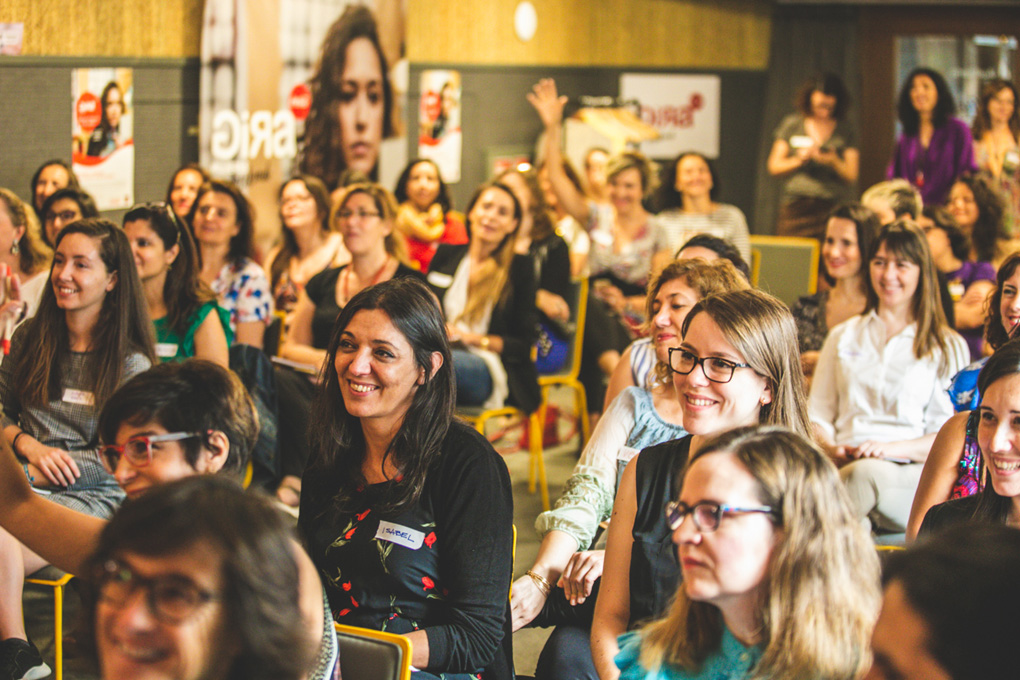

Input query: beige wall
[408,0,771,69]
[3,0,771,69]
[0,0,204,57]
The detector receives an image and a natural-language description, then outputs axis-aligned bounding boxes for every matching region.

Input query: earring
[9,242,18,256]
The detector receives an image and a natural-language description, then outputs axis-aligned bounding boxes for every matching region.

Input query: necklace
[340,256,392,305]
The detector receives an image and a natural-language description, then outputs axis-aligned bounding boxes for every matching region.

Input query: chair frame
[334,623,413,680]
[24,571,74,680]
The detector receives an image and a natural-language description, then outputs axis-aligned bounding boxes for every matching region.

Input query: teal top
[152,301,233,362]
[615,629,763,680]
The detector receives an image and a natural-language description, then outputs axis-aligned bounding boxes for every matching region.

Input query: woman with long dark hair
[393,158,467,272]
[298,4,394,188]
[887,67,977,206]
[972,78,1020,218]
[122,202,230,365]
[164,162,210,221]
[86,81,127,159]
[299,277,514,680]
[0,218,154,675]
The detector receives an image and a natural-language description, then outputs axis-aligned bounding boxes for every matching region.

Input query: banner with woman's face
[199,0,406,253]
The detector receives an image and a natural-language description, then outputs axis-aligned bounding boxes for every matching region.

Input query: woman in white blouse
[809,220,968,533]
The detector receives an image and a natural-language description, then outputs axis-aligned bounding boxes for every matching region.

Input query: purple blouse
[887,117,978,206]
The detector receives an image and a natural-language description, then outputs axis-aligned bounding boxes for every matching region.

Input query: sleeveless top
[949,409,984,501]
[630,435,692,627]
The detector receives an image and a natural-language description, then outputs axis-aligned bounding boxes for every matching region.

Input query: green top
[152,300,233,362]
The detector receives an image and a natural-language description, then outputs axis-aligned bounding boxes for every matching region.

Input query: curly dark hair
[190,180,257,264]
[971,78,1020,141]
[952,172,1006,263]
[394,158,452,213]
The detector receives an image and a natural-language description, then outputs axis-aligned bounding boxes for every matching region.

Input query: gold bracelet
[526,569,552,596]
[479,335,490,350]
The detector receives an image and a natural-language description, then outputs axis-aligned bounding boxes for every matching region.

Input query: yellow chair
[748,235,819,306]
[334,623,412,680]
[24,571,74,680]
[538,277,591,450]
[460,405,547,511]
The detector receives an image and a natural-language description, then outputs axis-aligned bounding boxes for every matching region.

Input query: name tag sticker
[375,521,425,550]
[155,342,179,358]
[426,271,453,288]
[62,388,94,406]
[790,134,814,150]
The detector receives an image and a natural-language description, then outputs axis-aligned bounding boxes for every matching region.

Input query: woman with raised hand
[265,174,350,317]
[191,179,273,348]
[616,427,878,680]
[393,158,467,272]
[591,288,812,680]
[0,218,154,676]
[512,259,748,680]
[122,202,230,366]
[792,203,880,383]
[809,221,968,535]
[529,78,670,412]
[887,67,977,206]
[300,277,514,679]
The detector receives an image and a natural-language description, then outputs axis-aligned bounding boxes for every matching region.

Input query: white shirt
[808,311,968,446]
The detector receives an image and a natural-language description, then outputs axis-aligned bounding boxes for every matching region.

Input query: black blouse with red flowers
[300,420,514,679]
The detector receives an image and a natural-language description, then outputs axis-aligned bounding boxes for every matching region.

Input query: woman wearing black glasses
[615,427,878,679]
[122,203,230,366]
[591,289,812,680]
[0,218,154,675]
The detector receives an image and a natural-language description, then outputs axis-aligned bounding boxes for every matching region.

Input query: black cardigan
[427,244,541,414]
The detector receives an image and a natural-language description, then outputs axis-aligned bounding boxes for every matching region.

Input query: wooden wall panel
[0,0,203,57]
[4,0,769,68]
[407,0,771,69]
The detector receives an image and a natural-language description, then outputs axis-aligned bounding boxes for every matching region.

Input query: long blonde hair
[645,259,749,386]
[457,182,522,326]
[639,426,879,679]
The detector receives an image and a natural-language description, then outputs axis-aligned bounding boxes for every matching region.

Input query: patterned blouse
[208,258,273,335]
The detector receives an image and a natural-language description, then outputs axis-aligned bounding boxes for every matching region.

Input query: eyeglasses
[336,209,381,221]
[95,558,218,624]
[668,347,753,384]
[665,500,776,533]
[45,210,80,224]
[99,432,205,473]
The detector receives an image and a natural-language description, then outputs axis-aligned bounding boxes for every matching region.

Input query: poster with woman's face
[72,67,134,210]
[199,0,406,253]
[418,70,462,183]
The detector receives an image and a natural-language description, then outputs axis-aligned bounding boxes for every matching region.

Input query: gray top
[0,325,151,517]
[774,113,857,202]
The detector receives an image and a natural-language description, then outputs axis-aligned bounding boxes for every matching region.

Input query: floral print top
[208,258,272,335]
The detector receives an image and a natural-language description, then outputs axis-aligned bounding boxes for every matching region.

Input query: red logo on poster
[289,84,311,121]
[76,92,101,131]
[422,91,441,122]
